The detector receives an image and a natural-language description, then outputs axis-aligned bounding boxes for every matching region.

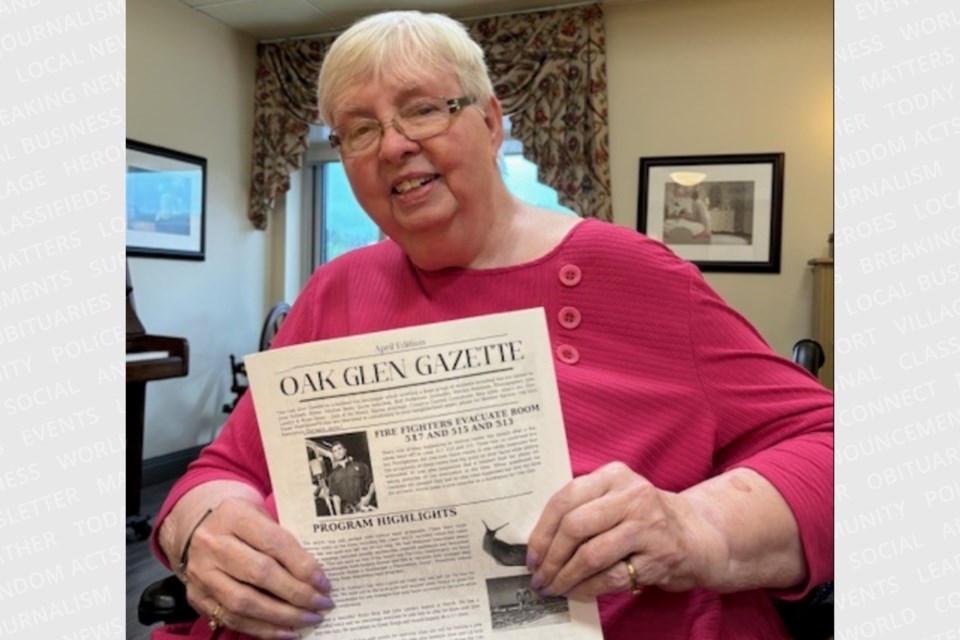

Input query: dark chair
[775,582,834,640]
[139,338,834,638]
[222,302,290,413]
[791,339,826,379]
[139,575,194,625]
[774,338,833,640]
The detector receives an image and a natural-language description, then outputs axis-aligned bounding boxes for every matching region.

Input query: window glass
[320,163,379,262]
[500,154,576,215]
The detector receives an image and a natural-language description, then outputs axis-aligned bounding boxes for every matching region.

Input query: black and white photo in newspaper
[244,308,603,639]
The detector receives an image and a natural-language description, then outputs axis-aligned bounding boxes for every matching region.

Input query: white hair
[317,11,495,126]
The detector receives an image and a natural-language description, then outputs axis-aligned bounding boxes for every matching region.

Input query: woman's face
[330,68,504,268]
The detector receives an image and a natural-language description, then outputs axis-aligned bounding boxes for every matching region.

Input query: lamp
[669,171,706,187]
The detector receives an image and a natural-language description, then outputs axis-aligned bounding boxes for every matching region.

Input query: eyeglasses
[329,96,474,158]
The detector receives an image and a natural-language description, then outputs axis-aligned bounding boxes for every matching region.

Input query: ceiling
[175,0,633,41]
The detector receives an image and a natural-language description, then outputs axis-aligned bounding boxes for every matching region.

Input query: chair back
[792,339,825,376]
[259,302,291,351]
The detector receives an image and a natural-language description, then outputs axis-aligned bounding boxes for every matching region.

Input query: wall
[127,0,265,457]
[605,0,833,355]
[127,0,830,457]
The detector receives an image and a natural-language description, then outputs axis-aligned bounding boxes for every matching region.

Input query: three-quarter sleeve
[685,267,834,597]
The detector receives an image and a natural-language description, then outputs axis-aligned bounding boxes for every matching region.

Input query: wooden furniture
[808,257,833,389]
[221,302,290,414]
[126,261,189,540]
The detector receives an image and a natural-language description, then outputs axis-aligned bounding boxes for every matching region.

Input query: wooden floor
[127,479,178,640]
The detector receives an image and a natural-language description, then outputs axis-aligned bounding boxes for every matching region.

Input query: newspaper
[244,308,603,640]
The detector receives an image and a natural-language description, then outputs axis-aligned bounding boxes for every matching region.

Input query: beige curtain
[247,3,611,229]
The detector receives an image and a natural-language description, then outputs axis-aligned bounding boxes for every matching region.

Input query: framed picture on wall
[126,139,207,260]
[637,153,784,273]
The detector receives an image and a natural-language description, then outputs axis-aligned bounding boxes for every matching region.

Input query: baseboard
[142,445,204,486]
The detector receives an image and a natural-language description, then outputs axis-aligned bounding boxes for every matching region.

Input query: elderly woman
[152,10,832,640]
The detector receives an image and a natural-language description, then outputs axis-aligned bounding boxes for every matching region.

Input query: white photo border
[637,153,784,273]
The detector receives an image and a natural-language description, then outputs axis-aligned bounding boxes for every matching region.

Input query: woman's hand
[525,462,716,600]
[163,491,333,639]
[525,462,806,600]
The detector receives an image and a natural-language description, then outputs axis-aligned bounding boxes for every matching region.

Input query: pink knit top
[152,219,833,640]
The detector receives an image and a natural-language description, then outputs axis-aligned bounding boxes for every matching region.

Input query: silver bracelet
[177,507,215,581]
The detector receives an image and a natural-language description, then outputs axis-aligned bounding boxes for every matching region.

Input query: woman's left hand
[525,462,721,600]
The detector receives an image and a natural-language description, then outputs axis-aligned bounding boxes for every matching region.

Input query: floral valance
[249,37,334,230]
[248,4,611,229]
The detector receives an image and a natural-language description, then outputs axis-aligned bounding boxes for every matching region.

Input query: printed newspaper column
[245,308,603,640]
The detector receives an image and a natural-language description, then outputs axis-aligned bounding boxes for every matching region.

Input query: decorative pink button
[556,344,580,364]
[559,264,582,287]
[558,306,581,329]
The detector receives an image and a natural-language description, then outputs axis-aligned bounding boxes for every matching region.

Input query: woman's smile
[390,172,444,213]
[391,173,440,195]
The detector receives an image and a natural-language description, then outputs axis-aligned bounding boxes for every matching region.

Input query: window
[302,131,380,269]
[302,118,574,271]
[499,117,575,217]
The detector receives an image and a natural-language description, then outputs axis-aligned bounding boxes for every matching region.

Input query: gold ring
[209,604,223,631]
[624,558,644,596]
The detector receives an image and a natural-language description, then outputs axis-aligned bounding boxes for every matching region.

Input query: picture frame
[637,153,784,273]
[126,139,207,260]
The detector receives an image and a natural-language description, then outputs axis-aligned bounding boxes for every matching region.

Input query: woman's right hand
[178,497,334,639]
